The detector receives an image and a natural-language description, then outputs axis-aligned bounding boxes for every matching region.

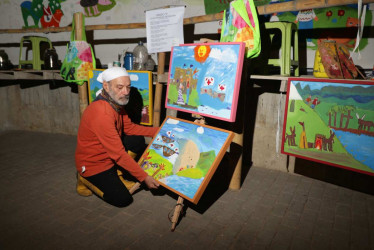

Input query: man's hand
[144,176,159,189]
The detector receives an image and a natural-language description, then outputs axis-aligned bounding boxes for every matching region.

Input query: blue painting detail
[141,117,232,202]
[166,43,244,121]
[334,130,374,170]
[283,79,374,176]
[88,70,152,125]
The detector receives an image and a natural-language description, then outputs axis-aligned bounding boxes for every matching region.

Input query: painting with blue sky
[165,42,245,122]
[282,78,374,176]
[88,69,153,125]
[139,117,234,204]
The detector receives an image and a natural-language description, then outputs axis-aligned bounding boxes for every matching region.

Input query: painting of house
[139,117,234,204]
[282,78,374,176]
[88,69,153,125]
[165,42,245,122]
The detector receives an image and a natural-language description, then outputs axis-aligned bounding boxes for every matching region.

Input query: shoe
[128,150,137,159]
[117,169,136,190]
[76,173,93,197]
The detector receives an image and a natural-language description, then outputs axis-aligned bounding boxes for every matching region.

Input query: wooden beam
[1,0,373,34]
[153,52,165,127]
[74,13,89,118]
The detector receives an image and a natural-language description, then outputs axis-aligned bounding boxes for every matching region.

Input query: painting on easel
[139,117,234,204]
[282,78,374,176]
[165,42,245,122]
[88,69,153,125]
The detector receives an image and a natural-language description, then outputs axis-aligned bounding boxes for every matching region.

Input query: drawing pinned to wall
[282,78,374,176]
[79,0,116,17]
[294,9,318,45]
[88,69,153,125]
[21,0,65,28]
[204,0,231,14]
[166,42,245,122]
[271,5,372,50]
[139,117,234,204]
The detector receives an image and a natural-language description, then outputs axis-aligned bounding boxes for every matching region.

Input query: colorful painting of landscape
[165,42,245,122]
[88,69,153,125]
[282,78,374,176]
[87,69,103,103]
[139,117,234,204]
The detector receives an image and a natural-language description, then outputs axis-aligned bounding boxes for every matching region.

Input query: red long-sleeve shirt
[75,100,159,182]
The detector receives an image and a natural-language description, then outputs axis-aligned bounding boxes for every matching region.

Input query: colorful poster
[165,42,245,122]
[139,117,234,204]
[282,78,374,176]
[204,0,230,14]
[272,5,372,50]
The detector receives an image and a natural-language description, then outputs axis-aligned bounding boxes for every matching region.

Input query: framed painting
[139,116,234,204]
[88,69,153,126]
[87,69,104,103]
[165,42,245,122]
[282,78,374,176]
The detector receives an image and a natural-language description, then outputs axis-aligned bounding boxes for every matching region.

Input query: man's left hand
[144,176,159,189]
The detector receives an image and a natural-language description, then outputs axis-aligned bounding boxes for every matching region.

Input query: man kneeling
[75,67,159,207]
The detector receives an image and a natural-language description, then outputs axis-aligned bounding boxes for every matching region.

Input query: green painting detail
[273,5,372,50]
[79,0,116,18]
[204,0,230,14]
[282,79,374,176]
[139,117,233,202]
[20,0,66,28]
[167,70,200,109]
[142,148,216,180]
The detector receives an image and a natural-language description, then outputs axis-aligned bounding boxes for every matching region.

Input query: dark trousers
[84,135,146,207]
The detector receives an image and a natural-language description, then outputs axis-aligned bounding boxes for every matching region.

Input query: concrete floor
[0,130,373,250]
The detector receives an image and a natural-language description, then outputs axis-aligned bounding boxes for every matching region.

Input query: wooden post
[74,12,89,117]
[153,52,166,127]
[171,196,184,231]
[229,131,243,190]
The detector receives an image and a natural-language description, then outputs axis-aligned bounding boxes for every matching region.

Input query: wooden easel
[170,196,184,231]
[128,177,185,231]
[130,182,185,231]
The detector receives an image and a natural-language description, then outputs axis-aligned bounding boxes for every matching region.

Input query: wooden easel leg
[229,131,243,190]
[129,182,141,195]
[171,196,184,231]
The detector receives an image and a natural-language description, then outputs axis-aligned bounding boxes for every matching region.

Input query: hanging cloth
[220,0,261,58]
[60,15,96,85]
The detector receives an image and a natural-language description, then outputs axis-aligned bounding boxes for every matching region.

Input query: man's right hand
[144,176,159,189]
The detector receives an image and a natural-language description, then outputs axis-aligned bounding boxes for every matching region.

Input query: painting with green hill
[139,117,234,204]
[165,42,245,122]
[282,78,374,176]
[88,69,153,125]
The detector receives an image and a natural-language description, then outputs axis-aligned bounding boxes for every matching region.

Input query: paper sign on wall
[146,6,185,53]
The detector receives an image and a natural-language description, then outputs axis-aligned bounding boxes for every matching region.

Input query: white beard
[116,94,130,106]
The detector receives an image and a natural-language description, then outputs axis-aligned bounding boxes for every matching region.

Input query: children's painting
[282,78,374,176]
[139,117,234,204]
[165,42,245,122]
[88,69,153,125]
[88,69,104,103]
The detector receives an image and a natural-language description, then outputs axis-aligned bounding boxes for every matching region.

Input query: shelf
[0,70,62,81]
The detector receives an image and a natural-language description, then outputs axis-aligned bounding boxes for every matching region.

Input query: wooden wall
[0,82,80,135]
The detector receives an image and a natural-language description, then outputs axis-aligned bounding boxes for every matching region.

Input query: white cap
[97,67,129,83]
